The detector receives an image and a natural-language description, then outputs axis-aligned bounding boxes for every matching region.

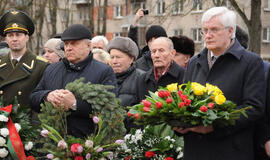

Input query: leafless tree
[229,0,262,54]
[48,0,58,37]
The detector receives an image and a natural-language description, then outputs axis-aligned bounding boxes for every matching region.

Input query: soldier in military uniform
[0,10,48,115]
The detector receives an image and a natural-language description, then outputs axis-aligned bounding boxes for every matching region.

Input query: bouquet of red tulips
[128,82,251,128]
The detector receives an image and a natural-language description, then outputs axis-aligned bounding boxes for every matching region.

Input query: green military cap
[0,9,34,36]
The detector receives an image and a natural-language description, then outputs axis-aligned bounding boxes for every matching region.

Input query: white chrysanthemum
[170,144,174,148]
[0,115,8,122]
[135,129,142,136]
[14,123,21,132]
[0,148,8,158]
[176,147,182,152]
[0,137,6,146]
[0,128,9,137]
[85,140,94,148]
[177,152,184,159]
[164,136,171,140]
[25,141,33,151]
[124,134,131,141]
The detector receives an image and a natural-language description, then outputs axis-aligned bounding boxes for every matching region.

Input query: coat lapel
[0,51,35,88]
[196,48,209,75]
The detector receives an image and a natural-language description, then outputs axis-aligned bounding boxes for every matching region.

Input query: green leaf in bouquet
[208,109,218,120]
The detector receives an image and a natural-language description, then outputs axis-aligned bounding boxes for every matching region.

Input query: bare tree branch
[229,0,250,27]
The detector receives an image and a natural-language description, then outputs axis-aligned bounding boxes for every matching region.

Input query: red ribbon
[1,105,27,160]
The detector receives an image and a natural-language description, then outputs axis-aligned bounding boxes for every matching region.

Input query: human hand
[133,8,144,26]
[173,127,190,134]
[58,90,76,111]
[188,125,214,134]
[265,140,270,157]
[173,125,213,134]
[46,90,64,108]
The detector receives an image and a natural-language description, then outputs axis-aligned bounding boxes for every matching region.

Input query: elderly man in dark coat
[136,37,185,102]
[30,24,117,138]
[174,7,265,160]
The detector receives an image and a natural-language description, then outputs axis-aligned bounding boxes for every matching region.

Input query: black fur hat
[170,35,195,57]
[145,25,167,43]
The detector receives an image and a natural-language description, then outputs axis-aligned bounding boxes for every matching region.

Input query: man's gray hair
[150,37,174,51]
[202,6,236,38]
[91,35,109,45]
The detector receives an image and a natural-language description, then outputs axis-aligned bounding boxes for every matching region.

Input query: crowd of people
[0,6,270,160]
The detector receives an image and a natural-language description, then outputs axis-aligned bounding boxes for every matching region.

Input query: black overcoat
[183,40,266,160]
[30,54,117,138]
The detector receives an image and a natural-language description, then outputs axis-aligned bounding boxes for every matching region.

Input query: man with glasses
[174,7,265,160]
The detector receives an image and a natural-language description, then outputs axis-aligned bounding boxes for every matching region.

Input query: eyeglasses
[200,26,229,35]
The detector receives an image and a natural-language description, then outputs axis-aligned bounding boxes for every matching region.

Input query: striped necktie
[12,59,18,67]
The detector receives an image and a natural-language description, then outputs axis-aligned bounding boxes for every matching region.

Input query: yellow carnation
[191,82,204,90]
[193,85,206,96]
[206,83,223,96]
[215,94,226,105]
[166,83,178,92]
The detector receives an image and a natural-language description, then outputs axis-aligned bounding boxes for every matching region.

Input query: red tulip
[166,97,173,104]
[134,113,140,119]
[155,102,163,109]
[26,156,35,160]
[125,156,132,160]
[184,99,191,106]
[164,91,171,97]
[200,105,208,112]
[145,151,155,158]
[127,112,133,117]
[177,90,183,96]
[181,94,188,101]
[142,100,151,107]
[143,107,151,112]
[74,156,83,160]
[179,102,185,108]
[207,103,215,109]
[158,91,165,98]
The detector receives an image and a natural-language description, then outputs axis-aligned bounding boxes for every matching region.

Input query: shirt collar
[11,55,23,62]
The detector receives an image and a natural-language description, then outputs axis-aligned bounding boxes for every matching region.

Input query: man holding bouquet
[174,7,265,160]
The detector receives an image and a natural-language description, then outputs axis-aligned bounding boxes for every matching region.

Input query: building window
[191,28,202,42]
[79,7,89,20]
[122,26,128,37]
[265,0,270,10]
[114,32,122,37]
[173,0,184,14]
[138,26,146,47]
[98,7,104,20]
[61,10,68,22]
[173,29,183,36]
[114,5,123,18]
[156,0,165,15]
[263,27,270,42]
[192,0,202,12]
[131,2,146,14]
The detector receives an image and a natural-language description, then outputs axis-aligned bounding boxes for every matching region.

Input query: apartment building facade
[46,0,270,58]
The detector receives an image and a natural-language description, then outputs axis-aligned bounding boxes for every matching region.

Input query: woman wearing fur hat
[108,36,145,107]
[43,38,65,63]
[108,37,145,133]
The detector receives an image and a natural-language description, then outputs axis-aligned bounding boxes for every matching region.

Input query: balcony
[72,0,91,4]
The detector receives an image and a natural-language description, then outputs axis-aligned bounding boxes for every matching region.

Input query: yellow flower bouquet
[128,82,251,128]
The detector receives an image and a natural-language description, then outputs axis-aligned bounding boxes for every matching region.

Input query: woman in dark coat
[108,36,144,107]
[108,37,145,132]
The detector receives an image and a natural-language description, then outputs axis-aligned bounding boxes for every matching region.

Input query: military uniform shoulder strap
[36,55,48,63]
